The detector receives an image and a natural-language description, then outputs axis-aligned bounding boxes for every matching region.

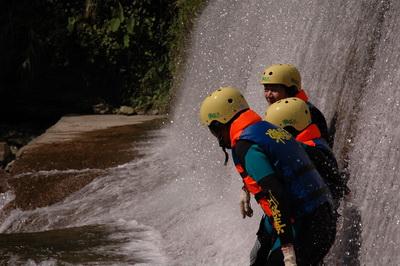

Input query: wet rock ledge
[2,115,166,213]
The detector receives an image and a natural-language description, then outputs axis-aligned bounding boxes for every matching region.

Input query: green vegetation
[0,0,207,116]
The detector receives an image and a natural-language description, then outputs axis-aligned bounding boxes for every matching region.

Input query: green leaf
[109,18,121,32]
[67,17,76,33]
[126,17,135,34]
[123,34,130,48]
[118,7,125,23]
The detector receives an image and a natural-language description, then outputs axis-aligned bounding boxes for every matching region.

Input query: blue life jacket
[232,120,332,219]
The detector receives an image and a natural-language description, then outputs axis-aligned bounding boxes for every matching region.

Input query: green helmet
[264,97,311,131]
[260,64,301,92]
[200,87,249,126]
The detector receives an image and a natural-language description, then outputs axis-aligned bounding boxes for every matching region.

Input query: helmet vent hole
[228,98,233,103]
[269,71,273,75]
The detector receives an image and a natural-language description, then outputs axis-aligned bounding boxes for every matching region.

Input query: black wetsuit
[249,145,337,266]
[308,103,333,147]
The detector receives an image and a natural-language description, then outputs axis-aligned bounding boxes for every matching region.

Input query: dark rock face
[0,142,12,168]
[0,169,11,193]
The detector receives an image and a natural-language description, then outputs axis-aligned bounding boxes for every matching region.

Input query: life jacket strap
[291,185,330,209]
[294,163,315,177]
[283,163,315,183]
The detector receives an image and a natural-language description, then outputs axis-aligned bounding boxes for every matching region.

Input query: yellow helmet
[264,97,311,131]
[200,87,249,126]
[260,64,301,92]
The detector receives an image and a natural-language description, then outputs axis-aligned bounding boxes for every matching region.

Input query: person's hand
[282,245,296,266]
[239,188,253,219]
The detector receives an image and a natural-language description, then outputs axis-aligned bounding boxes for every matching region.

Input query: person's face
[210,125,231,149]
[263,84,288,105]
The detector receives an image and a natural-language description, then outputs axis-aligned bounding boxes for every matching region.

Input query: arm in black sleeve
[258,175,294,245]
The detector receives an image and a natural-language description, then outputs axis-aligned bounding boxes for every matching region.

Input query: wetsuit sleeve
[258,175,294,245]
[236,141,294,245]
[243,144,274,183]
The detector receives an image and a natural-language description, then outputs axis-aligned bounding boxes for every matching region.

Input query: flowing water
[2,0,400,265]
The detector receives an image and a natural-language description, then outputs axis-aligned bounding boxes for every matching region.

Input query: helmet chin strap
[222,147,229,166]
[217,135,229,166]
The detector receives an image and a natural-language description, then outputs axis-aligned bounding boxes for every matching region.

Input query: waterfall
[1,0,400,265]
[172,0,400,264]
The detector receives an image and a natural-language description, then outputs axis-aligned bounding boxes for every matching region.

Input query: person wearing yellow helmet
[260,63,333,148]
[265,97,350,209]
[200,86,251,165]
[246,98,350,265]
[260,63,301,105]
[200,87,336,265]
[245,98,345,266]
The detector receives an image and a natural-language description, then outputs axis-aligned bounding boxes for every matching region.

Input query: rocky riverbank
[1,114,166,215]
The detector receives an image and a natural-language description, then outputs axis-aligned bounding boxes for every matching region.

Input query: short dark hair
[284,85,298,97]
[283,125,301,138]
